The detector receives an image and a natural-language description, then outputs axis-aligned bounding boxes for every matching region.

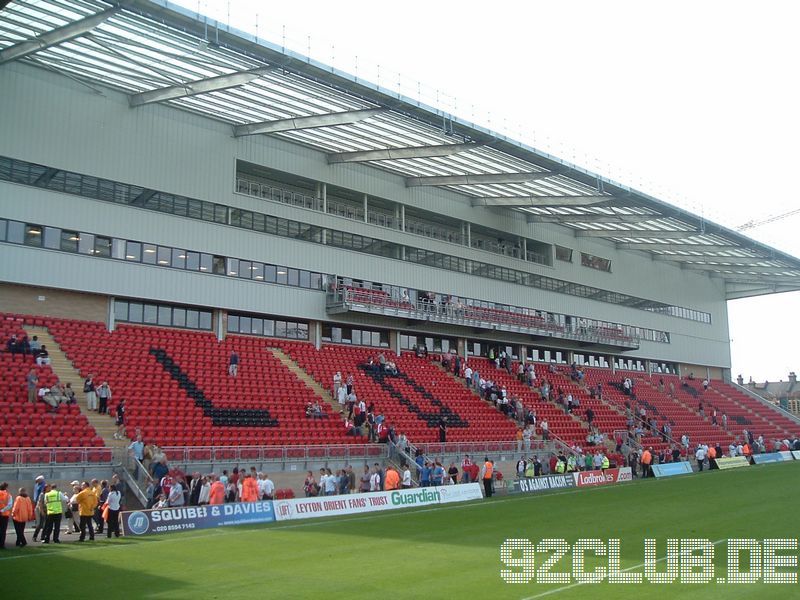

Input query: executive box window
[581,252,612,272]
[227,312,309,340]
[321,324,388,348]
[555,245,573,262]
[115,299,213,331]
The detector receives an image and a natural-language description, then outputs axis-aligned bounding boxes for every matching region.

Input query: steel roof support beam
[679,263,799,275]
[233,108,385,137]
[526,213,658,224]
[327,142,477,164]
[652,255,779,266]
[472,195,613,208]
[407,172,556,187]
[616,242,745,252]
[129,68,271,107]
[0,6,119,64]
[576,229,699,239]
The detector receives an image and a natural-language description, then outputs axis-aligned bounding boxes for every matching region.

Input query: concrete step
[268,348,346,421]
[24,326,130,449]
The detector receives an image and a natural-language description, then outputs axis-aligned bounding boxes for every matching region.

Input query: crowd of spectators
[0,473,125,547]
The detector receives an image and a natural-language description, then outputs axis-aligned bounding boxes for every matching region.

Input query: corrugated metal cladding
[0,62,730,367]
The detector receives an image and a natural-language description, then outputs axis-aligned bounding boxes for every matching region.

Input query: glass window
[264,264,276,283]
[114,301,128,323]
[128,302,143,323]
[212,255,225,274]
[172,249,186,269]
[250,318,263,336]
[276,267,288,285]
[186,310,199,329]
[310,272,322,290]
[287,268,299,287]
[61,230,81,253]
[263,319,274,337]
[239,316,251,333]
[238,260,251,279]
[44,227,60,249]
[94,236,111,258]
[226,258,239,276]
[187,199,202,219]
[299,270,310,288]
[0,219,6,241]
[199,311,212,330]
[275,320,287,337]
[126,241,142,262]
[297,322,309,340]
[78,233,95,255]
[199,254,212,273]
[252,262,264,281]
[157,305,171,326]
[142,243,157,264]
[157,246,171,266]
[186,251,200,271]
[227,315,239,333]
[143,304,158,324]
[24,224,42,247]
[173,308,186,328]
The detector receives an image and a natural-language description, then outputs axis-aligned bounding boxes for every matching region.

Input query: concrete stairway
[268,348,345,421]
[25,326,129,450]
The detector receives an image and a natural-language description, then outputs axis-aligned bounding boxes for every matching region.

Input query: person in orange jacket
[11,487,35,547]
[0,482,11,549]
[240,473,259,503]
[384,467,400,491]
[209,475,225,505]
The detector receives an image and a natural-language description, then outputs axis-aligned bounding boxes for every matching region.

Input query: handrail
[158,443,389,465]
[0,446,116,466]
[729,382,800,428]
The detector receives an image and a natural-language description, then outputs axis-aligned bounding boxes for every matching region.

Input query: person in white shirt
[318,469,329,497]
[323,469,337,496]
[168,480,184,506]
[333,371,342,397]
[198,479,211,505]
[369,467,381,492]
[540,419,549,440]
[105,484,123,538]
[258,473,275,500]
[402,465,412,488]
[337,385,347,406]
[464,366,473,388]
[695,445,707,471]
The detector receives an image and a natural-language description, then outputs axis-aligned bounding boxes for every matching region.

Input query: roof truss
[233,108,385,137]
[406,172,556,187]
[129,68,272,107]
[327,142,477,164]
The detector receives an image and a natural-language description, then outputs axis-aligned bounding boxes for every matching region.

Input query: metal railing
[729,382,800,427]
[158,443,390,465]
[330,284,639,348]
[0,446,118,466]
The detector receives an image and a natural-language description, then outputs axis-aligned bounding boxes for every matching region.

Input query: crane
[737,207,800,231]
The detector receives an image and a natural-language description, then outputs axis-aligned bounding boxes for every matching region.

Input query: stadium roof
[2,0,799,300]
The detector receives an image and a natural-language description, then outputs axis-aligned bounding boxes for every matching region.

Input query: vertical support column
[400,204,406,232]
[566,350,574,366]
[321,183,328,245]
[107,297,115,332]
[457,338,467,362]
[389,330,400,356]
[216,309,225,341]
[522,237,528,261]
[315,182,321,210]
[611,356,616,375]
[363,194,368,223]
[311,320,322,350]
[466,221,471,247]
[518,345,527,364]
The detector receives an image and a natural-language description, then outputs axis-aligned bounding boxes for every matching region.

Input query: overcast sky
[183,0,799,381]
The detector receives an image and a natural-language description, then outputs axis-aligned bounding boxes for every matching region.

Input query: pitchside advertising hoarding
[510,473,576,494]
[715,456,751,470]
[122,501,275,536]
[273,483,483,521]
[752,451,794,464]
[652,461,694,478]
[573,467,632,487]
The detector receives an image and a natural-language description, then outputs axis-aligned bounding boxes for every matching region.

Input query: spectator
[0,482,10,549]
[228,351,239,377]
[384,466,400,491]
[209,475,225,505]
[114,399,126,439]
[5,334,18,355]
[26,369,38,404]
[11,487,34,547]
[105,484,122,538]
[402,464,412,489]
[358,466,371,493]
[369,466,382,492]
[29,335,41,358]
[96,381,112,415]
[75,482,97,542]
[41,483,68,544]
[35,344,50,366]
[240,473,259,503]
[84,374,97,412]
[304,471,319,497]
[31,476,46,542]
[168,477,185,507]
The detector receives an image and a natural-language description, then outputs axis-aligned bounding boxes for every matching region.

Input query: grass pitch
[2,462,799,599]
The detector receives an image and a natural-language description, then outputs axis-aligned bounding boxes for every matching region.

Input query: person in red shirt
[208,475,225,505]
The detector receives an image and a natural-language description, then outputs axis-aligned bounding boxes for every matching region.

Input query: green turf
[2,463,799,599]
